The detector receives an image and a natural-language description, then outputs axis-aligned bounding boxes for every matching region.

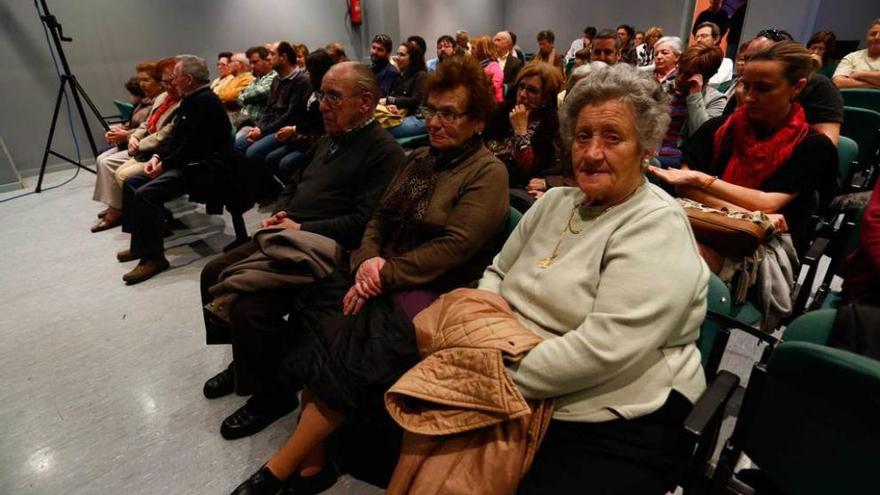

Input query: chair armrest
[705,311,780,346]
[684,370,740,439]
[792,236,831,316]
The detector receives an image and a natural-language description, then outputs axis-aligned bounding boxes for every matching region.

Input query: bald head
[493,31,513,57]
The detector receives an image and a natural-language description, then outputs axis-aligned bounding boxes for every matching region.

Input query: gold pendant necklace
[538,204,583,269]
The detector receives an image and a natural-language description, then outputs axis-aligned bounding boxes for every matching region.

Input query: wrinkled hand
[105,128,128,145]
[509,104,530,135]
[127,136,140,155]
[246,127,262,143]
[275,126,296,142]
[259,211,301,230]
[354,257,386,298]
[766,213,789,232]
[386,104,400,115]
[144,157,163,179]
[342,285,367,316]
[687,73,704,95]
[647,165,708,187]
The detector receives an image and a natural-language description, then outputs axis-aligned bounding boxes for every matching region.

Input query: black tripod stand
[35,0,109,192]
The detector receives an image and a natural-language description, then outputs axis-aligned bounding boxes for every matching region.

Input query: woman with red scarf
[649,41,837,254]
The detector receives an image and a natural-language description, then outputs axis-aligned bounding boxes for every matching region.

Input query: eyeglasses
[315,91,356,107]
[419,106,469,122]
[756,29,793,42]
[516,82,541,96]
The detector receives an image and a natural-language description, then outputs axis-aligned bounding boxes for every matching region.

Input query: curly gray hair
[654,36,683,55]
[560,64,670,158]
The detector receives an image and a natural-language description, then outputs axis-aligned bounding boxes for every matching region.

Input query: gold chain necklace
[537,189,637,269]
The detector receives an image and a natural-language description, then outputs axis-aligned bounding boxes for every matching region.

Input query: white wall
[812,0,878,45]
[503,0,692,53]
[397,0,505,57]
[0,0,396,179]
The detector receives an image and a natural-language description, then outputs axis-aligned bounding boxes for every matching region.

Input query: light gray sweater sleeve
[509,206,707,399]
[685,86,728,138]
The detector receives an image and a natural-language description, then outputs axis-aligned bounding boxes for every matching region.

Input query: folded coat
[205,227,342,322]
[385,288,553,495]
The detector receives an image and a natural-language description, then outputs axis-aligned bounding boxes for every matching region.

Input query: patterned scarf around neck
[380,137,482,251]
[713,103,809,190]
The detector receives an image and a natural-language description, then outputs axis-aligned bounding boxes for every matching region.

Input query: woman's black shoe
[231,465,285,495]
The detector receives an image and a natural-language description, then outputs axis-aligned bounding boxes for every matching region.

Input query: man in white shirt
[694,21,734,86]
[493,31,524,85]
[833,19,880,89]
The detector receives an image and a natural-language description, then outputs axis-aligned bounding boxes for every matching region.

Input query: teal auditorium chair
[710,338,880,494]
[841,106,880,186]
[113,100,135,122]
[504,206,523,239]
[395,133,429,150]
[840,88,880,114]
[816,61,838,79]
[808,204,866,311]
[715,79,734,94]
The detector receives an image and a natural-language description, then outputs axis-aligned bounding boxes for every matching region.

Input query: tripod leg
[66,75,101,159]
[70,76,110,133]
[36,77,69,193]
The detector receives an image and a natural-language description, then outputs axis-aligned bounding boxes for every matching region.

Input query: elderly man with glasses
[199,62,405,440]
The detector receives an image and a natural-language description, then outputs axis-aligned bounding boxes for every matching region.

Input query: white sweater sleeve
[509,206,707,399]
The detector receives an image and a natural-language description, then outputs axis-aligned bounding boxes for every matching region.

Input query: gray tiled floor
[0,170,381,495]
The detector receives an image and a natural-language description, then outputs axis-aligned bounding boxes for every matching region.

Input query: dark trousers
[200,240,301,402]
[122,169,188,260]
[517,391,692,495]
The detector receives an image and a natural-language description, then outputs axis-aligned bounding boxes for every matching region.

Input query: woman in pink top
[471,36,505,102]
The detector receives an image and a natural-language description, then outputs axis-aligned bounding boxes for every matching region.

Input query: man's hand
[342,285,368,316]
[144,156,164,179]
[354,257,386,298]
[386,104,400,115]
[127,136,140,155]
[259,211,301,230]
[509,104,530,136]
[275,126,296,142]
[246,127,263,143]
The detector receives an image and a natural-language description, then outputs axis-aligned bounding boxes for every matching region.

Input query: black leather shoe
[231,465,285,495]
[220,397,297,440]
[203,362,235,399]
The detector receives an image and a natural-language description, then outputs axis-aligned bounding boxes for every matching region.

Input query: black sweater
[278,120,406,249]
[152,86,231,170]
[386,69,427,114]
[258,69,313,134]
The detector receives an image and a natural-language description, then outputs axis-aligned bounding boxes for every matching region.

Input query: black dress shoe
[203,362,235,399]
[221,397,297,440]
[231,465,285,495]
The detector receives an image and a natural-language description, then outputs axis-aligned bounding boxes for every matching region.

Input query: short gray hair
[567,61,607,91]
[333,61,380,106]
[230,52,248,65]
[561,64,670,156]
[654,36,683,55]
[175,54,210,84]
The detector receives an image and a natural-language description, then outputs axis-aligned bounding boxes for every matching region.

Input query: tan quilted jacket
[385,288,553,495]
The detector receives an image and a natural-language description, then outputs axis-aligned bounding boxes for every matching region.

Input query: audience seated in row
[832,19,880,89]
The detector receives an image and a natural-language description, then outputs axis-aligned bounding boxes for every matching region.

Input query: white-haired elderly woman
[652,36,683,95]
[478,64,709,493]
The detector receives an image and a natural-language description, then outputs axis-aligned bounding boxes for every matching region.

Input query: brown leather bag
[678,199,774,258]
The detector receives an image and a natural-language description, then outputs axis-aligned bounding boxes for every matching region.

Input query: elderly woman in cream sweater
[479,64,709,494]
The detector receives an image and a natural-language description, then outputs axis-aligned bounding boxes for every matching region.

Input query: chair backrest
[837,135,859,183]
[841,106,880,167]
[782,309,835,345]
[698,273,732,371]
[737,341,880,495]
[840,88,880,114]
[816,62,839,79]
[504,206,523,240]
[113,100,134,123]
[716,79,733,94]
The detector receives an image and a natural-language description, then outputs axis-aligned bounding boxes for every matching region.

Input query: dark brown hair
[515,62,565,106]
[423,55,496,123]
[807,30,837,64]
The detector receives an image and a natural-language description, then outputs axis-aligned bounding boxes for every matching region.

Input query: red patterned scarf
[712,103,809,189]
[146,95,179,134]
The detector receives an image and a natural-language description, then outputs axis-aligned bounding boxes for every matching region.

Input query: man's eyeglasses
[419,106,469,122]
[316,91,356,107]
